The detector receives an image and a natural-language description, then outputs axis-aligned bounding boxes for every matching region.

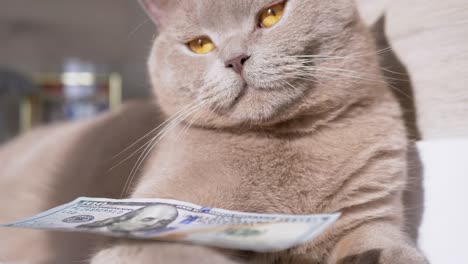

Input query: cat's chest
[134,127,340,214]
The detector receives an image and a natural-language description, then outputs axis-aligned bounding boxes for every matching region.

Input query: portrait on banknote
[78,204,178,234]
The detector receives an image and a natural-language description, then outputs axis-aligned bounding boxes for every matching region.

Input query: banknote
[1,197,340,252]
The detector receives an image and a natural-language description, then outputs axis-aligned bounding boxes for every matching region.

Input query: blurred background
[0,0,155,143]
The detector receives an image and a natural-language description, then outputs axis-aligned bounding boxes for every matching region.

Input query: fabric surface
[358,0,468,140]
[417,139,468,263]
[356,1,468,263]
[386,0,468,140]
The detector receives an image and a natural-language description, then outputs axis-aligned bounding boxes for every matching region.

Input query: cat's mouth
[214,78,307,123]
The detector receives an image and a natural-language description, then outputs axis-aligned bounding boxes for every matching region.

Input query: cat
[0,0,428,263]
[0,101,163,263]
[92,0,428,263]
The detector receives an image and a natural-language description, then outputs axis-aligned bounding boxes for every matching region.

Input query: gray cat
[0,0,428,263]
[94,0,427,263]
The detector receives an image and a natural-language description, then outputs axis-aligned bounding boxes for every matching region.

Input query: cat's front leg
[91,241,244,264]
[328,222,428,264]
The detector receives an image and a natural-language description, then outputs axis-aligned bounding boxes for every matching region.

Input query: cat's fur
[93,0,428,263]
[0,101,162,263]
[0,0,427,263]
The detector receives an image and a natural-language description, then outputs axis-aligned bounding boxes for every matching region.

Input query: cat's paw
[380,246,428,264]
[91,242,242,264]
[337,247,428,264]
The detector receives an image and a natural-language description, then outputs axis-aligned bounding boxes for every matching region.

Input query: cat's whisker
[153,104,204,147]
[109,101,199,161]
[179,103,209,138]
[281,80,307,105]
[318,73,384,85]
[360,46,393,57]
[120,102,205,197]
[387,83,416,102]
[292,58,409,80]
[310,66,389,81]
[126,104,203,179]
[295,72,378,86]
[122,95,217,196]
[127,18,150,39]
[294,67,389,85]
[291,75,325,86]
[174,102,210,142]
[107,102,200,173]
[293,67,415,102]
[290,47,393,60]
[123,106,202,185]
[288,47,410,77]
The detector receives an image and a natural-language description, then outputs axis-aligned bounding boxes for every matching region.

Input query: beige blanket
[357,0,468,140]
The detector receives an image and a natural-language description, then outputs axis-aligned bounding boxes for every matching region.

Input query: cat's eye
[187,37,216,54]
[259,2,285,28]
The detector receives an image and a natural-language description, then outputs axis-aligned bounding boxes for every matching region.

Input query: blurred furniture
[0,0,154,100]
[20,71,122,132]
[0,68,37,143]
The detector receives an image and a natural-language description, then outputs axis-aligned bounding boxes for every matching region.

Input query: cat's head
[141,0,376,129]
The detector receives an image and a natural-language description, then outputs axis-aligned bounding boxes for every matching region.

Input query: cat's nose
[225,54,250,74]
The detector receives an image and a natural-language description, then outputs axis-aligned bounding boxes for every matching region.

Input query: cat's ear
[139,0,171,26]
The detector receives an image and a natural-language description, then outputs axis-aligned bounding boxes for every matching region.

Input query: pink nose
[225,54,251,74]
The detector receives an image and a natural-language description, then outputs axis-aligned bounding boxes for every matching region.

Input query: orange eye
[259,2,285,28]
[187,37,216,54]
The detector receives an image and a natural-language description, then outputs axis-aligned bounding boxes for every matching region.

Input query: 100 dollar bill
[1,197,340,252]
